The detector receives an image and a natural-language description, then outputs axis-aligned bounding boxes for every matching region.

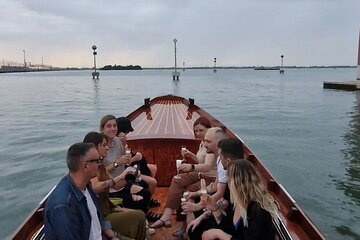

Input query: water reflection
[336,92,360,238]
[92,79,99,107]
[172,79,179,96]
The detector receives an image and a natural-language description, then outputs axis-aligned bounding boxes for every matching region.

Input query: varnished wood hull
[11,95,325,240]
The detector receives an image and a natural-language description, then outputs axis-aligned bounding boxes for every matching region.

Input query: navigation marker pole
[280,55,284,74]
[92,45,99,79]
[357,31,360,80]
[213,57,217,73]
[23,50,26,68]
[172,38,180,80]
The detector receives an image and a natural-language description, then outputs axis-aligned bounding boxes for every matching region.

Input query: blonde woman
[202,159,277,240]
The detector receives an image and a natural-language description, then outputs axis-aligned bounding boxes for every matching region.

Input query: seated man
[185,138,244,240]
[44,143,120,240]
[151,127,223,229]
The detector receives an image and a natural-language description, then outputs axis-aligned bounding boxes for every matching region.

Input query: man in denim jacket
[44,143,120,240]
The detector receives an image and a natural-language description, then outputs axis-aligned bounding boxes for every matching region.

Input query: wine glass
[124,146,131,167]
[174,159,183,180]
[181,191,190,214]
[181,146,187,161]
[134,164,141,183]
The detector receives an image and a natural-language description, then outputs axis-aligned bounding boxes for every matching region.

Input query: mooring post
[92,45,99,79]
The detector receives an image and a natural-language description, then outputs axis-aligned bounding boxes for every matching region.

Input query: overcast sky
[0,0,359,68]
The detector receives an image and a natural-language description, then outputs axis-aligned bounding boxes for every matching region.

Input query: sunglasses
[85,157,102,164]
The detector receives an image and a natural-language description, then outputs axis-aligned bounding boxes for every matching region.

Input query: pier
[323,32,360,91]
[323,81,360,91]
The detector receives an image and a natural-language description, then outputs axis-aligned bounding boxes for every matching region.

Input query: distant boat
[254,66,280,70]
[0,66,30,73]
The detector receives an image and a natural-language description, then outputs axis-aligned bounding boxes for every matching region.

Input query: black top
[219,201,275,240]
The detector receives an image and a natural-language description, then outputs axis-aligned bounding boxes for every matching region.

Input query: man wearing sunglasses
[44,143,120,240]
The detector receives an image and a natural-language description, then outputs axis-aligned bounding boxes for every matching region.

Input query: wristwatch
[113,162,119,168]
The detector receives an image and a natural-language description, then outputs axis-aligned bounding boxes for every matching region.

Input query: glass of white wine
[181,191,190,214]
[174,159,183,180]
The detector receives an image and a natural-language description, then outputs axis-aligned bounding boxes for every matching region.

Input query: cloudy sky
[0,0,359,68]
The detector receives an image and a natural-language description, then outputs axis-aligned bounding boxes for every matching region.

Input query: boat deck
[149,187,183,240]
[128,98,201,140]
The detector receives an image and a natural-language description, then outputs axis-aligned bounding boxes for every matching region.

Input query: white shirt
[83,188,102,240]
[216,157,227,184]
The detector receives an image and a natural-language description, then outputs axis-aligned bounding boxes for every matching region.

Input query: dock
[323,32,360,91]
[323,81,360,91]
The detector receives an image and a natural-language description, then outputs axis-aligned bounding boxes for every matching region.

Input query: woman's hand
[117,132,127,146]
[130,152,142,163]
[181,201,204,213]
[178,163,192,173]
[188,190,201,200]
[181,149,196,160]
[206,194,217,211]
[117,155,131,165]
[202,229,230,240]
[186,216,203,233]
[118,166,136,180]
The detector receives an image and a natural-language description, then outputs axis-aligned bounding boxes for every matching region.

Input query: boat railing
[273,216,293,240]
[30,225,44,240]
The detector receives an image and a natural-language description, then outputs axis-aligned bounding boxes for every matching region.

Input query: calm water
[0,68,359,239]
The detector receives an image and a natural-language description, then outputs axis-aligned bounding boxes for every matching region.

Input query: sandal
[146,211,162,222]
[150,218,172,228]
[149,198,161,208]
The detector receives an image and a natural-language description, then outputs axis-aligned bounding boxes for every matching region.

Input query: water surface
[0,68,359,239]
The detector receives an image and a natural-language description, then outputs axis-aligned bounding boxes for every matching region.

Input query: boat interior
[11,95,325,240]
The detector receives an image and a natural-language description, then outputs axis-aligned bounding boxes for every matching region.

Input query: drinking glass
[200,179,208,205]
[181,191,190,214]
[134,164,141,183]
[174,159,183,180]
[181,146,187,161]
[125,147,131,167]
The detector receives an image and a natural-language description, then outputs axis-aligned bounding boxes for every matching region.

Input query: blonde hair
[227,159,278,226]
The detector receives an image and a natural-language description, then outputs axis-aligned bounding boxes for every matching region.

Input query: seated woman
[83,131,149,240]
[201,159,278,240]
[116,117,158,195]
[151,116,217,228]
[99,115,151,214]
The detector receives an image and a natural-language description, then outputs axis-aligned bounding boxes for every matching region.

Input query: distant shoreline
[0,65,356,74]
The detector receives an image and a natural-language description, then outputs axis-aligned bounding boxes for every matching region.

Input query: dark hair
[193,116,211,129]
[83,131,106,147]
[116,117,134,135]
[217,138,244,160]
[66,142,95,172]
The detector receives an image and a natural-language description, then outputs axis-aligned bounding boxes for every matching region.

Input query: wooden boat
[11,94,325,240]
